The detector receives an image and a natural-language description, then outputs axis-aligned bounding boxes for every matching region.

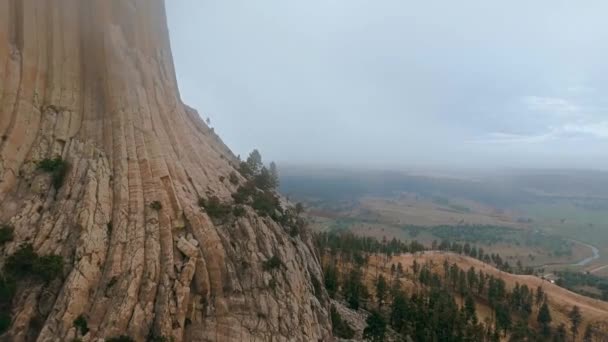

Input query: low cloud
[167,1,608,169]
[476,121,608,145]
[522,96,581,118]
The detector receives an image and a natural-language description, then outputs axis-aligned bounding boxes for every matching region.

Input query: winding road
[573,240,600,267]
[534,239,601,270]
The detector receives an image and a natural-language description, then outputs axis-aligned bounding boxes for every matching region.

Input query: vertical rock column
[0,1,331,341]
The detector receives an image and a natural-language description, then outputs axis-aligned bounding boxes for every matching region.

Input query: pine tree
[254,166,273,190]
[375,275,388,307]
[344,268,367,310]
[330,305,355,339]
[495,303,512,336]
[269,161,279,188]
[554,323,567,342]
[536,286,544,306]
[246,149,263,174]
[464,293,476,322]
[458,269,467,298]
[390,291,409,334]
[510,319,535,341]
[537,301,552,336]
[363,311,387,342]
[323,265,339,298]
[583,325,594,342]
[568,305,582,341]
[477,270,486,295]
[467,266,477,289]
[295,202,304,215]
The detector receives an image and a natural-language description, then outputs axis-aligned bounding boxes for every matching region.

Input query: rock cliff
[0,1,330,341]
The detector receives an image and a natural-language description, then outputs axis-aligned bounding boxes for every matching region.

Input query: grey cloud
[166,1,608,169]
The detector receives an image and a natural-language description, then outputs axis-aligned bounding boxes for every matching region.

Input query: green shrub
[232,183,255,204]
[263,255,283,271]
[238,161,254,179]
[252,191,280,218]
[5,244,63,282]
[150,201,162,211]
[253,167,273,190]
[147,334,170,342]
[106,336,135,342]
[34,255,64,282]
[0,225,14,245]
[0,277,16,305]
[232,205,246,217]
[107,276,118,288]
[295,203,304,214]
[0,276,16,334]
[229,171,239,185]
[0,312,10,334]
[331,305,355,339]
[38,157,64,172]
[268,277,277,290]
[38,157,68,190]
[5,244,37,278]
[279,210,305,237]
[199,196,231,221]
[0,245,63,335]
[73,314,89,335]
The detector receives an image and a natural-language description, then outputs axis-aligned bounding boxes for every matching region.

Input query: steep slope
[0,1,330,341]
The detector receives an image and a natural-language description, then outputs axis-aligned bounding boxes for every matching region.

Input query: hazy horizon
[166,1,608,170]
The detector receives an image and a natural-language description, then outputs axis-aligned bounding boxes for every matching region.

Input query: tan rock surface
[0,1,331,341]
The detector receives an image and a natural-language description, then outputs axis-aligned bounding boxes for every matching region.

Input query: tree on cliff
[363,311,387,342]
[375,274,388,307]
[269,161,279,188]
[247,149,263,174]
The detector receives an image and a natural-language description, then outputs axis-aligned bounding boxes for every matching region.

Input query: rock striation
[0,1,331,341]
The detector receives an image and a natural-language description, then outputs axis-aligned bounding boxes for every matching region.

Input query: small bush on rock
[331,305,355,339]
[5,244,63,282]
[38,157,69,190]
[149,201,162,211]
[5,244,37,277]
[73,314,89,335]
[34,255,64,282]
[0,225,14,245]
[199,196,231,221]
[229,171,239,185]
[0,312,10,334]
[232,183,255,204]
[263,255,283,271]
[232,205,246,217]
[147,334,170,342]
[106,336,135,342]
[252,191,281,218]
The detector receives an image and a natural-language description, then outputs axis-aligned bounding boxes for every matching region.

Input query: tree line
[316,232,594,341]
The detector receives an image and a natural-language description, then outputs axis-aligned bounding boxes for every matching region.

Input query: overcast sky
[166,1,608,170]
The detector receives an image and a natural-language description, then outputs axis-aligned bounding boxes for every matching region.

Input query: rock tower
[0,1,330,341]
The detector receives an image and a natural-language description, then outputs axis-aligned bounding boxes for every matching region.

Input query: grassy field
[285,166,608,277]
[306,192,593,270]
[513,201,608,272]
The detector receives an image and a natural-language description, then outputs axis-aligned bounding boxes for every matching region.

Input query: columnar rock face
[0,1,330,341]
